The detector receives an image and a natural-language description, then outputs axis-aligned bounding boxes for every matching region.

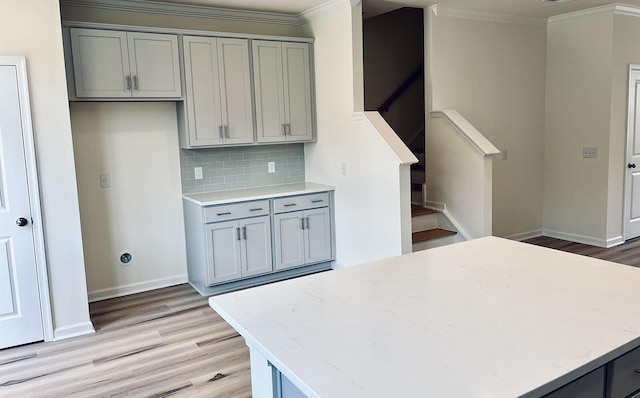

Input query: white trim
[505,229,543,242]
[61,0,301,25]
[541,229,623,248]
[352,112,418,166]
[624,64,640,241]
[442,208,472,241]
[61,21,314,43]
[299,0,357,24]
[1,57,55,342]
[548,4,640,26]
[423,200,446,212]
[430,5,546,26]
[88,274,188,302]
[430,110,500,157]
[53,321,95,341]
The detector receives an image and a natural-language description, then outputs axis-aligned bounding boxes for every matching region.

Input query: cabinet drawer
[609,346,640,398]
[273,193,329,214]
[204,200,269,223]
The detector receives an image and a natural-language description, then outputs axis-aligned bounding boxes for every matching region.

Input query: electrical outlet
[502,149,508,161]
[583,147,598,159]
[341,161,348,175]
[99,174,111,188]
[194,167,203,180]
[268,162,276,173]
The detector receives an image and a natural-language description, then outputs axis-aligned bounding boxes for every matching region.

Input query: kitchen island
[209,237,640,397]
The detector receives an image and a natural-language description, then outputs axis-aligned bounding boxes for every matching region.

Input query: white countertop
[209,237,640,398]
[183,182,334,206]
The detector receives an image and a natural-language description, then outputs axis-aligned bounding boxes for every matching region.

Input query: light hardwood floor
[0,284,251,397]
[2,236,638,397]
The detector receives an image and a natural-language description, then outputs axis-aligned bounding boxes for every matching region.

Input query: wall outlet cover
[99,174,111,188]
[583,147,598,159]
[268,162,276,173]
[194,167,203,180]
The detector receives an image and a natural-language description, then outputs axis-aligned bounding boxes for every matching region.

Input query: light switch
[583,147,598,159]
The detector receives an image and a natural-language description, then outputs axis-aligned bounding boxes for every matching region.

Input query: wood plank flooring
[0,284,251,398]
[2,236,638,398]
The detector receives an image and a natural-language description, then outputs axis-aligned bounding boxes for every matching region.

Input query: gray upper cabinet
[180,36,254,148]
[253,41,313,143]
[69,28,181,99]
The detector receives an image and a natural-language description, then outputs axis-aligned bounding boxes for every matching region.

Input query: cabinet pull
[218,126,223,139]
[300,218,305,230]
[282,124,287,136]
[242,226,247,240]
[287,123,291,135]
[216,212,231,216]
[283,203,297,207]
[236,227,241,241]
[126,75,131,90]
[249,208,263,212]
[133,75,138,91]
[224,125,229,139]
[306,216,310,229]
[311,200,324,204]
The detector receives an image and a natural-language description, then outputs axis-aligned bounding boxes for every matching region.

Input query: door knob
[16,217,28,227]
[630,163,637,169]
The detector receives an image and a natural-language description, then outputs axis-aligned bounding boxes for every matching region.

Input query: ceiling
[142,0,640,19]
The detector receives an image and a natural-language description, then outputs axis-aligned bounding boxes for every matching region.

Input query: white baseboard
[505,229,543,242]
[606,235,625,248]
[542,229,612,248]
[423,200,446,212]
[88,274,188,302]
[54,321,95,341]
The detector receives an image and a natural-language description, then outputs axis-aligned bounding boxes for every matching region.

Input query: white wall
[0,1,92,339]
[70,102,187,300]
[303,4,410,267]
[427,10,547,239]
[61,6,309,297]
[544,15,614,245]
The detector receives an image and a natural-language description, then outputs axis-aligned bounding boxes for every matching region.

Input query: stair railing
[377,65,423,113]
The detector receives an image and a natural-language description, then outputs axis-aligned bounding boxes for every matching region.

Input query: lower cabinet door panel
[206,220,242,285]
[609,345,640,398]
[543,367,605,398]
[241,216,273,277]
[274,212,305,270]
[303,207,331,264]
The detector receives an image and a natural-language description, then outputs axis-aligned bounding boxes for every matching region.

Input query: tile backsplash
[180,144,305,194]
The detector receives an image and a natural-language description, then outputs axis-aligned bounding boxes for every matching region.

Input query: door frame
[2,56,53,342]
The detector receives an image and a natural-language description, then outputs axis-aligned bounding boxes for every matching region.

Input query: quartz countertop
[209,236,640,398]
[183,182,334,206]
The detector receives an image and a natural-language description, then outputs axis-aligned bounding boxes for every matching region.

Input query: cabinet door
[183,36,224,146]
[282,43,313,141]
[70,28,131,98]
[303,207,331,264]
[205,221,242,285]
[253,41,286,143]
[128,32,181,98]
[543,366,605,398]
[274,212,305,270]
[217,38,254,145]
[240,216,273,277]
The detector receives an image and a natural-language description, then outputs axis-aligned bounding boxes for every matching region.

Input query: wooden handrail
[377,64,423,113]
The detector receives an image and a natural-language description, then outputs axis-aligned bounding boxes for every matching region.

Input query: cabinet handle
[236,227,241,241]
[133,75,138,91]
[218,126,223,139]
[249,208,263,212]
[287,124,291,135]
[306,216,310,229]
[284,203,297,207]
[311,200,324,204]
[300,218,305,230]
[224,125,229,139]
[242,226,247,240]
[216,212,231,216]
[126,75,131,90]
[282,124,287,136]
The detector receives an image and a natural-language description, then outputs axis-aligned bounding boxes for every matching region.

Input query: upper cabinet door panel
[217,38,254,145]
[283,43,313,141]
[183,37,224,146]
[70,28,131,98]
[253,41,286,143]
[128,32,181,98]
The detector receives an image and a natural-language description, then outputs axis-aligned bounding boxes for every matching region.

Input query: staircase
[410,131,425,205]
[412,205,458,251]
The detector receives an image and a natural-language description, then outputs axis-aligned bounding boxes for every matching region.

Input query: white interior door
[0,64,43,349]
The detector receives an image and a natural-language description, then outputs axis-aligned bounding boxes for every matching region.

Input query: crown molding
[299,0,359,24]
[548,4,640,26]
[60,0,302,25]
[430,5,546,27]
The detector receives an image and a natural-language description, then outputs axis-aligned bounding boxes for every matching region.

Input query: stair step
[412,228,456,244]
[411,205,437,217]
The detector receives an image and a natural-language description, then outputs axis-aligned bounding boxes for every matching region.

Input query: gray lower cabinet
[608,345,640,398]
[274,207,331,271]
[205,216,272,285]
